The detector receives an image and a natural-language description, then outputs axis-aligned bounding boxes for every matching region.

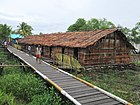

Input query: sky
[0,0,140,34]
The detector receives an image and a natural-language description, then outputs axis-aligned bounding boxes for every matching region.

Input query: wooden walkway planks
[7,46,132,105]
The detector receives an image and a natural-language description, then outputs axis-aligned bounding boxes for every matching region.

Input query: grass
[4,45,139,104]
[133,61,140,66]
[76,69,140,105]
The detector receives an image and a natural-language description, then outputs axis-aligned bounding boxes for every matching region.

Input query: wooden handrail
[0,65,29,67]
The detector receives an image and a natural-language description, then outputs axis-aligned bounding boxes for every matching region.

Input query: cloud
[0,0,140,34]
[0,12,31,22]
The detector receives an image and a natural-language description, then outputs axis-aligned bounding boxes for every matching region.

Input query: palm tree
[0,24,12,39]
[17,22,33,36]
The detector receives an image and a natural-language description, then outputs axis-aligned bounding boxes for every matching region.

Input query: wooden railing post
[0,63,4,75]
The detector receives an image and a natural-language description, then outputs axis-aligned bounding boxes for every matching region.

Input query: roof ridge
[19,28,120,48]
[34,28,117,36]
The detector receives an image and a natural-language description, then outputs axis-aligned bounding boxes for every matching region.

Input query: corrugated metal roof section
[9,34,24,39]
[19,28,119,48]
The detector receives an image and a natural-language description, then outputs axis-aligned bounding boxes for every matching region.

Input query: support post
[0,63,4,75]
[114,32,117,64]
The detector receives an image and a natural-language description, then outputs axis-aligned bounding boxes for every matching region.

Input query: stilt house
[19,28,135,67]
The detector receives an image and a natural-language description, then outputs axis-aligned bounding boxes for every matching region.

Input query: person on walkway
[35,45,42,64]
[28,45,31,55]
[4,41,7,48]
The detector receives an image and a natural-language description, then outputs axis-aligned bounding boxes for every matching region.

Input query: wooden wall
[20,31,132,67]
[83,32,131,66]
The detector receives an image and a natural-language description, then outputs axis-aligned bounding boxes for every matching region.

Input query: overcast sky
[0,0,140,34]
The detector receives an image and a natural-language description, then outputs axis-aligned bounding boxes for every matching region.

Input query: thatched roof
[19,28,134,49]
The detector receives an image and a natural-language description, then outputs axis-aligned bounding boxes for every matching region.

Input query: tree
[118,25,131,41]
[87,18,100,30]
[39,32,43,35]
[130,22,140,44]
[67,18,87,32]
[17,22,33,36]
[119,22,140,44]
[11,30,17,34]
[67,18,115,32]
[135,22,140,31]
[98,18,115,29]
[0,24,12,39]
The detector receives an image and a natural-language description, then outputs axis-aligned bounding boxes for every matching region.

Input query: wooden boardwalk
[7,46,132,105]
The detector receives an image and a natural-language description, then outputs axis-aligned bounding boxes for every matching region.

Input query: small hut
[19,28,135,67]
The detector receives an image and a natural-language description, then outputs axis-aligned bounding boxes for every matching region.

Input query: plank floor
[7,46,126,105]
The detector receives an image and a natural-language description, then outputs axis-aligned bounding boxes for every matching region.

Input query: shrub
[0,90,16,105]
[133,61,140,66]
[3,67,23,75]
[0,73,46,102]
[28,87,62,105]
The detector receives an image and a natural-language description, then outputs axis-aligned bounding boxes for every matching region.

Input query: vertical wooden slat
[114,32,117,64]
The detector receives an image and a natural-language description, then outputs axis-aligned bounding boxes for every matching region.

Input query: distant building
[9,34,24,39]
[19,28,135,67]
[9,34,24,44]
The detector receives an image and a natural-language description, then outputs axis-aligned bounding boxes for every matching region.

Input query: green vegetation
[0,24,12,40]
[28,88,62,105]
[0,48,73,105]
[76,69,140,105]
[1,17,140,44]
[0,90,16,105]
[0,22,33,41]
[67,18,115,32]
[67,18,140,44]
[0,73,47,102]
[119,23,140,44]
[16,22,33,36]
[133,61,140,66]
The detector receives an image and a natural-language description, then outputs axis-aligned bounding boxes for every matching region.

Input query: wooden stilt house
[19,28,135,67]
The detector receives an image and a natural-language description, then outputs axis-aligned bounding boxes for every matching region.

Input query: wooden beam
[0,65,29,67]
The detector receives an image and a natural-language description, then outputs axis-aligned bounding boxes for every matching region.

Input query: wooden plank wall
[83,33,131,66]
[20,31,132,67]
